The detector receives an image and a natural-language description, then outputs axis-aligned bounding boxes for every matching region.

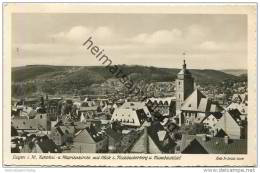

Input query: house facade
[50,125,75,146]
[12,113,50,131]
[146,97,175,117]
[215,111,243,139]
[72,128,108,153]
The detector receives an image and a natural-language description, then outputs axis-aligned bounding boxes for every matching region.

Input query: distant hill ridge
[221,69,247,76]
[12,65,240,85]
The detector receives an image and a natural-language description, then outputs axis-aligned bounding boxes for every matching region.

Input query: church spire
[183,59,186,69]
[182,52,187,69]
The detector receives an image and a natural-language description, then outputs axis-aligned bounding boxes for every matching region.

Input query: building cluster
[11,60,248,154]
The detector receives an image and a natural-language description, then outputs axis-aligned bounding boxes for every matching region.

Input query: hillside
[12,65,238,83]
[221,69,247,76]
[11,65,241,97]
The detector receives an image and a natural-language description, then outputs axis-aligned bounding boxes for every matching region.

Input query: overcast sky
[12,13,247,69]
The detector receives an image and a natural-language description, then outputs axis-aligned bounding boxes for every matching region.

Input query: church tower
[175,58,194,114]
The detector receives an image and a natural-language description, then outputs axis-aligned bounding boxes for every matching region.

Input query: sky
[12,13,247,69]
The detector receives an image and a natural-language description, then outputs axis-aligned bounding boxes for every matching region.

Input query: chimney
[143,126,148,154]
[224,135,229,144]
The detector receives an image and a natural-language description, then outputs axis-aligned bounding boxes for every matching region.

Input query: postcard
[2,3,257,167]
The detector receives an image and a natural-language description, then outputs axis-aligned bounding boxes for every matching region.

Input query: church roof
[181,89,223,113]
[181,89,207,111]
[198,98,211,112]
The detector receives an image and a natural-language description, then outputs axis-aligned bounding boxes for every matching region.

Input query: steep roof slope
[181,89,206,111]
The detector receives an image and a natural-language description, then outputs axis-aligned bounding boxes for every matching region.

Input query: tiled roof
[105,127,122,141]
[86,126,105,143]
[181,134,247,154]
[111,108,146,126]
[120,102,151,117]
[129,122,175,153]
[201,112,223,123]
[37,136,61,153]
[118,130,141,153]
[74,126,105,143]
[147,124,175,153]
[226,103,247,115]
